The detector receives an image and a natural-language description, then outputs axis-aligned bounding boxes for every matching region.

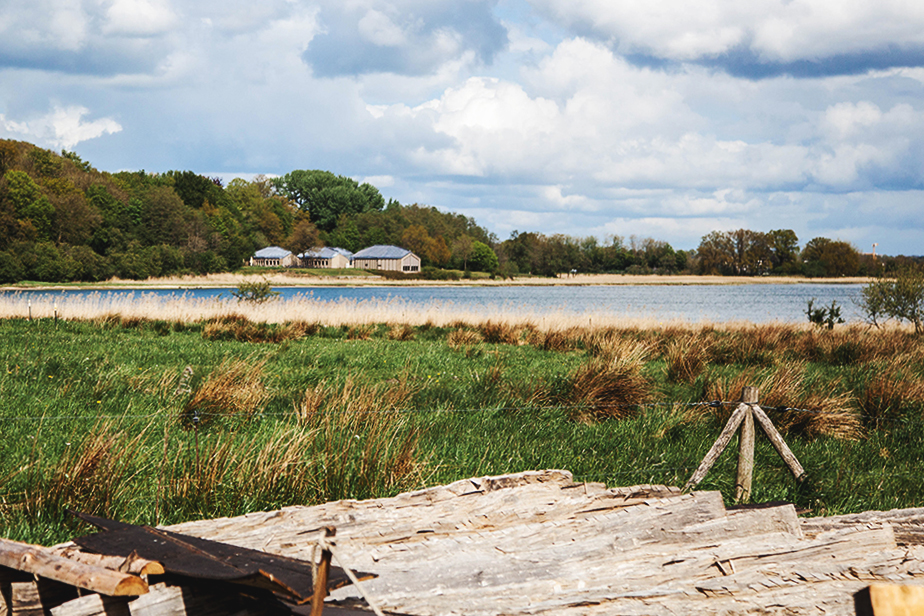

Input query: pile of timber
[171,470,924,615]
[4,470,924,615]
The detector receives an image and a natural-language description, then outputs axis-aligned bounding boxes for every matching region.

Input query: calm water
[2,283,865,324]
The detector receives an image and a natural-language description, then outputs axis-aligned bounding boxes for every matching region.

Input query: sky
[2,0,924,254]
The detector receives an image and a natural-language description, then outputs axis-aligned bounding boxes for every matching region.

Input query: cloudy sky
[2,0,924,254]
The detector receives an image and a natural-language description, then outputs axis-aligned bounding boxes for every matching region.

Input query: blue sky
[2,0,924,254]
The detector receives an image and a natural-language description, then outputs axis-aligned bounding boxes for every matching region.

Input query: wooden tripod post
[683,387,805,503]
[735,386,757,503]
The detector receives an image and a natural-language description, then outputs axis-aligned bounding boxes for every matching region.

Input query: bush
[860,269,924,333]
[231,279,279,303]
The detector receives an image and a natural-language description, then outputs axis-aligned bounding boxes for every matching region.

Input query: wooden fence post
[735,386,758,503]
[310,527,336,616]
[685,386,806,498]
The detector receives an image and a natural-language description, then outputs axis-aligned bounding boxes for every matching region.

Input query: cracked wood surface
[164,470,924,615]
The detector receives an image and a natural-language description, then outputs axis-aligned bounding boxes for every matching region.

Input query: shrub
[860,269,924,333]
[231,279,279,304]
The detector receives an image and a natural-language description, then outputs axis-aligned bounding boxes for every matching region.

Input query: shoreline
[0,272,874,291]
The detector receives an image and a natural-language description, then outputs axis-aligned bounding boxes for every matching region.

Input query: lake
[1,283,866,324]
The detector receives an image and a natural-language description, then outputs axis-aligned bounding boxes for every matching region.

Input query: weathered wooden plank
[868,583,924,615]
[751,404,806,480]
[10,581,43,616]
[71,512,360,602]
[125,583,259,616]
[0,539,147,597]
[683,403,749,491]
[50,593,131,616]
[49,547,164,577]
[735,406,755,503]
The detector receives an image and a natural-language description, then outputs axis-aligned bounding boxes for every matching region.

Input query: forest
[0,139,912,283]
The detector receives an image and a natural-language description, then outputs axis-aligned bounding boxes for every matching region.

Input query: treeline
[0,139,915,283]
[0,140,498,282]
[490,228,904,278]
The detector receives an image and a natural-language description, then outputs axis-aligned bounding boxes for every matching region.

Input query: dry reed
[664,334,710,383]
[566,341,653,422]
[704,361,862,440]
[294,375,426,499]
[181,358,269,427]
[856,356,924,426]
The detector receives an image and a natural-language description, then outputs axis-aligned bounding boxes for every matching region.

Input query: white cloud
[528,0,924,63]
[0,106,122,149]
[103,0,177,36]
[357,9,407,47]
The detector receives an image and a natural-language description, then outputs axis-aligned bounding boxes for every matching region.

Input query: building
[298,247,353,269]
[352,245,421,273]
[249,246,299,267]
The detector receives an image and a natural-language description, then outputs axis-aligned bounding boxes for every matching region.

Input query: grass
[1,314,924,545]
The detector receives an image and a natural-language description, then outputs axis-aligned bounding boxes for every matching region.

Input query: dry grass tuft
[664,334,710,383]
[528,327,578,352]
[447,328,483,350]
[857,356,924,427]
[704,361,861,440]
[387,324,416,341]
[566,341,653,422]
[181,358,269,427]
[479,320,522,345]
[294,375,425,499]
[201,315,311,343]
[7,422,145,522]
[347,324,374,340]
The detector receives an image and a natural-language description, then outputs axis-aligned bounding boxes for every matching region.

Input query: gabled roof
[299,247,354,260]
[253,246,292,259]
[353,245,413,259]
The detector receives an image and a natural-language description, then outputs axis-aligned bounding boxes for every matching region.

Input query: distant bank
[0,272,874,291]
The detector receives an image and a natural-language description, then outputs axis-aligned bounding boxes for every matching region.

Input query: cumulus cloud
[528,0,924,76]
[103,0,177,36]
[303,0,507,77]
[0,106,122,149]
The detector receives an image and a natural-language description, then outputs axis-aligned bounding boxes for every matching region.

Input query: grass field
[1,310,923,545]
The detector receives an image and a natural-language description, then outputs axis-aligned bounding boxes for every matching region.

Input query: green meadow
[1,315,923,545]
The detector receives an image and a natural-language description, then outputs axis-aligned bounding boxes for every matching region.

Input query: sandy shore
[1,272,873,291]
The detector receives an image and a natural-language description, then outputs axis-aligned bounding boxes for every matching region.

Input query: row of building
[250,244,422,272]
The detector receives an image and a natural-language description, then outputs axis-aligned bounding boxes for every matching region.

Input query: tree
[469,241,499,273]
[286,218,321,255]
[271,170,384,232]
[802,237,860,277]
[860,268,924,333]
[767,229,799,273]
[452,235,475,270]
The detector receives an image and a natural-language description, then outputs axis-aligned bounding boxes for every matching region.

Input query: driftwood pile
[4,469,924,615]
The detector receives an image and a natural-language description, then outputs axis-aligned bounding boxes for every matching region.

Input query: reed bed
[2,306,924,544]
[0,291,711,331]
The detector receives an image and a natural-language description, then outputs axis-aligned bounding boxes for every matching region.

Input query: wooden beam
[311,527,336,616]
[751,405,806,480]
[50,547,164,576]
[683,403,749,491]
[735,387,758,504]
[868,583,924,616]
[0,539,148,597]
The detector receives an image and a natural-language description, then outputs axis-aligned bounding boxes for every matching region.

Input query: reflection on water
[1,283,865,324]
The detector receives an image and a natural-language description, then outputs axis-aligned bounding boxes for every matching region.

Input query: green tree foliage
[860,268,924,333]
[272,170,385,232]
[696,229,799,276]
[469,240,499,273]
[801,237,860,277]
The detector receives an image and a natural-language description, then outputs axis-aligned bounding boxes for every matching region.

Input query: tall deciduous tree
[272,170,384,232]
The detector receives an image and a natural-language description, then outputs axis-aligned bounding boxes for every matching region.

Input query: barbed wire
[0,398,916,423]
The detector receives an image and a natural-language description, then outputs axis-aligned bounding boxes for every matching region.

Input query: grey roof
[298,247,354,260]
[254,246,292,259]
[353,245,413,259]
